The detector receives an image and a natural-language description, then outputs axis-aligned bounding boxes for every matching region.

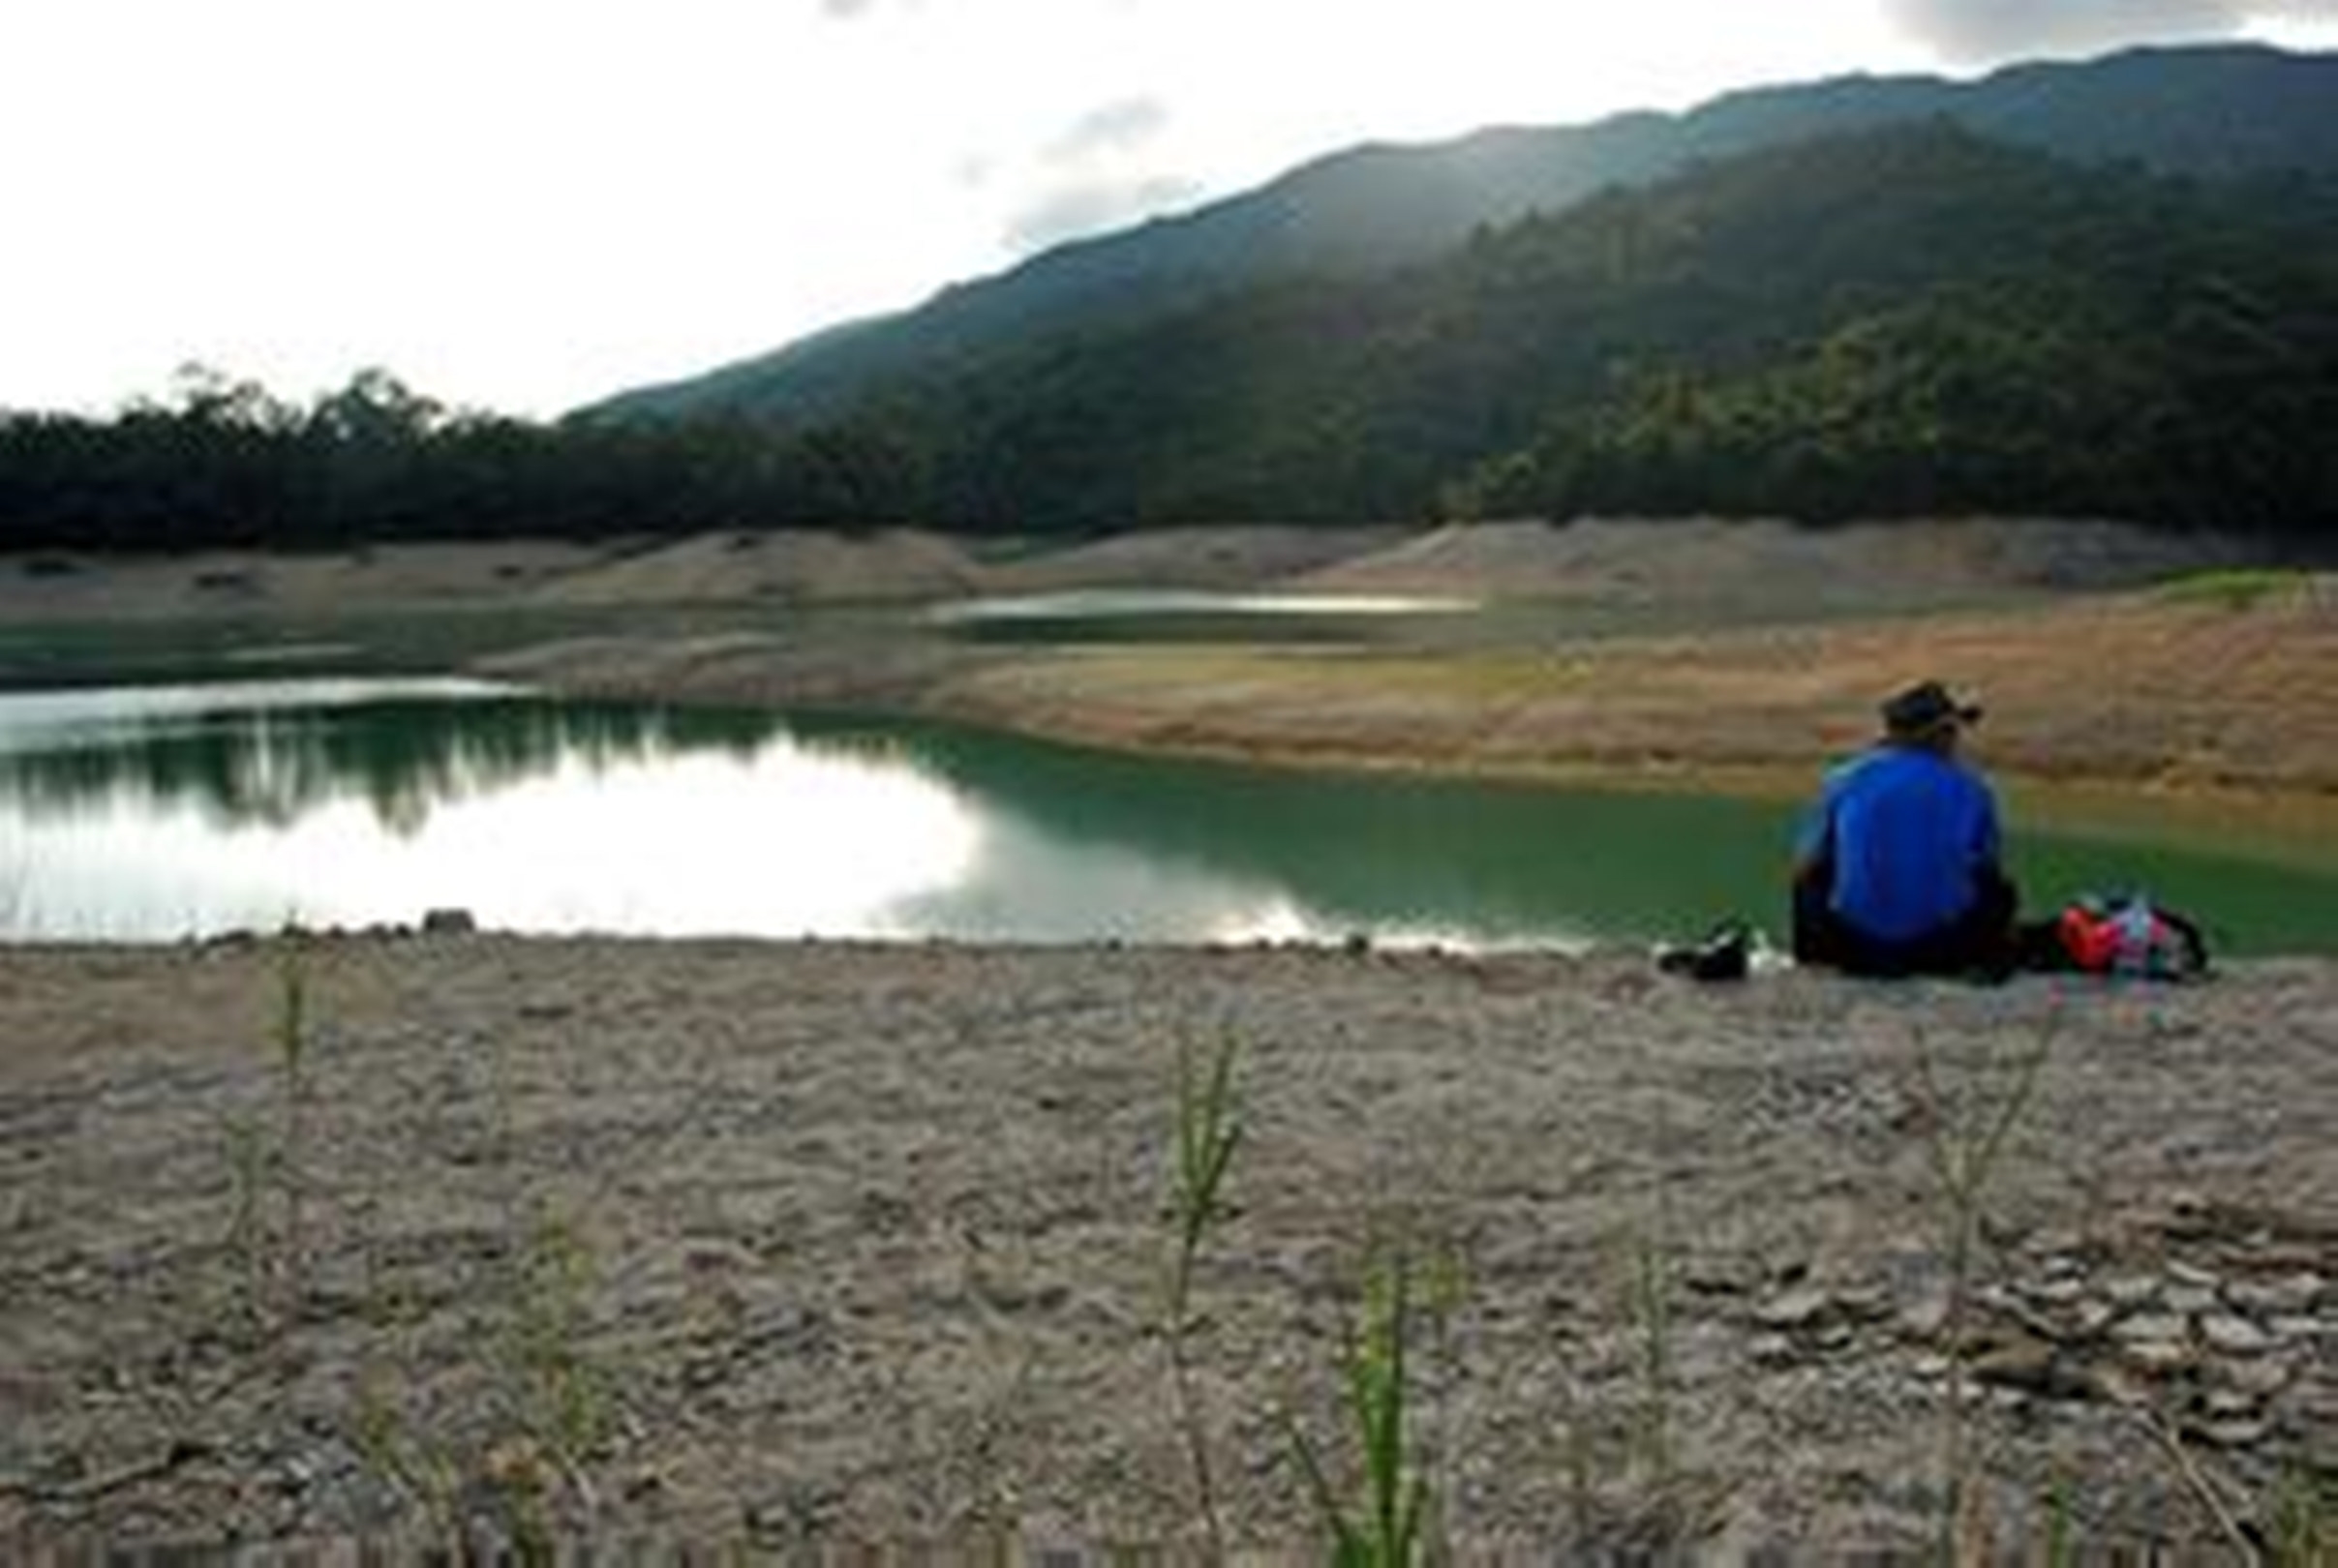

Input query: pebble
[1749,1334,1799,1368]
[2270,1315,2329,1342]
[2113,1312,2188,1343]
[2103,1275,2161,1309]
[2197,1420,2269,1449]
[2021,1277,2087,1308]
[1834,1285,1892,1321]
[2228,1273,2325,1316]
[2121,1337,2193,1374]
[683,1239,760,1274]
[2221,1360,2295,1402]
[1897,1293,1951,1341]
[1756,1286,1833,1331]
[2167,1260,2222,1290]
[1682,1263,1751,1297]
[2068,1300,2117,1339]
[1970,1336,2057,1394]
[2165,1284,2220,1316]
[2200,1314,2279,1356]
[2203,1388,2262,1420]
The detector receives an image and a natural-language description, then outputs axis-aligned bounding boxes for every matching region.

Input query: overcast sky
[3,0,2331,418]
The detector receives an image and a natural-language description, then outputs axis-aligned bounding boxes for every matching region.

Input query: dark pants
[1792,867,2019,979]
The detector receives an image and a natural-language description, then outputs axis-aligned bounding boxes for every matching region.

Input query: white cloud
[1045,97,1176,163]
[0,0,2324,416]
[1005,172,1206,253]
[1882,0,2328,63]
[1001,94,1202,252]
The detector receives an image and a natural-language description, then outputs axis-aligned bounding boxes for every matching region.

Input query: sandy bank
[0,524,1412,626]
[2,935,2333,1553]
[479,576,2338,867]
[12,516,2337,857]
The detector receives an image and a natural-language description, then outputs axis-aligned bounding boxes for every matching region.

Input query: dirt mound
[1297,517,2270,610]
[980,525,1408,593]
[0,540,620,622]
[0,530,992,622]
[1,520,2280,627]
[921,579,2338,806]
[533,528,986,607]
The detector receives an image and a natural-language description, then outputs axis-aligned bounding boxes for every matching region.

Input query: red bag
[2056,895,2209,980]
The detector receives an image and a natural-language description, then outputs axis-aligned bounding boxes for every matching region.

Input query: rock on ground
[0,937,2333,1555]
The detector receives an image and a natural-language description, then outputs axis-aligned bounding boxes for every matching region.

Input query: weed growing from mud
[215,939,319,1338]
[1417,1241,1469,1559]
[353,1374,465,1554]
[274,942,313,1287]
[505,1210,611,1481]
[1163,1033,1242,1554]
[1626,1226,1676,1502]
[2269,1465,2335,1564]
[1907,1016,2053,1560]
[2042,1464,2077,1568]
[223,1113,271,1334]
[353,1208,611,1557]
[1286,1250,1434,1568]
[1539,1223,1699,1553]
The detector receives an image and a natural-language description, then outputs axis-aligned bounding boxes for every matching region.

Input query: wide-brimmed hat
[1881,680,1982,738]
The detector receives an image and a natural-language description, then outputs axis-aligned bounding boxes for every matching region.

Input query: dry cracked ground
[1,935,2333,1556]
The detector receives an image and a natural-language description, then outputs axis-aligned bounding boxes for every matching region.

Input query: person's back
[1792,681,2015,977]
[1820,744,1996,942]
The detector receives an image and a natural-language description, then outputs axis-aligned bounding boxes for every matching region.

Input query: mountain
[11,107,2331,554]
[587,44,2338,428]
[774,122,2337,531]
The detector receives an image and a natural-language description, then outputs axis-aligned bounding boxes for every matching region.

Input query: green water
[1,679,2333,952]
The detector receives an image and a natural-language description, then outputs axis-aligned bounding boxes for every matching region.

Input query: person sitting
[1791,680,2017,978]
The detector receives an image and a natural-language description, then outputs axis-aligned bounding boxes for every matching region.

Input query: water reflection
[0,680,777,836]
[0,684,983,941]
[841,714,1763,946]
[0,681,1706,945]
[2,682,2335,951]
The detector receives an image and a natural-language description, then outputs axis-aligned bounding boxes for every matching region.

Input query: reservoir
[2,678,2334,952]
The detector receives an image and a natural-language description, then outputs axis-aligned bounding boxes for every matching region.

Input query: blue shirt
[1794,744,2000,944]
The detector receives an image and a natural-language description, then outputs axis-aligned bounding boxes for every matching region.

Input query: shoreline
[474,606,2338,875]
[6,522,2336,1550]
[2,934,2333,1553]
[7,519,2334,803]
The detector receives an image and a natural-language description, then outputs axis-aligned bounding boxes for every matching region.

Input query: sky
[2,0,2333,419]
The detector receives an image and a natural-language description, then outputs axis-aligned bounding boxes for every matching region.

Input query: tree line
[0,366,923,555]
[822,123,2338,534]
[4,123,2333,554]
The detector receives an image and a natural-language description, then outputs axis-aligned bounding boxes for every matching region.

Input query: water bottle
[2111,894,2155,977]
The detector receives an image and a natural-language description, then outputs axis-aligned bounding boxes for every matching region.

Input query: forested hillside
[717,125,2338,532]
[592,44,2338,429]
[4,123,2333,552]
